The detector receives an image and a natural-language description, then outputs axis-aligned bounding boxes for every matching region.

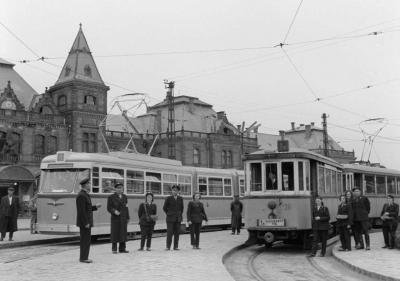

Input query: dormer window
[84,65,92,77]
[84,95,96,105]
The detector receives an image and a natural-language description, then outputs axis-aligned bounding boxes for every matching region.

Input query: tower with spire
[48,24,109,152]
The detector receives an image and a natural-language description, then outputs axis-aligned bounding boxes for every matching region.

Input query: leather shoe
[119,250,129,253]
[173,248,180,251]
[308,253,316,257]
[319,253,325,257]
[389,247,394,249]
[365,246,370,251]
[112,251,118,254]
[382,245,388,249]
[79,259,93,263]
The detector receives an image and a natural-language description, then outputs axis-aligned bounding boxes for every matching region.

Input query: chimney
[237,124,241,131]
[305,124,311,139]
[311,122,315,127]
[300,123,304,127]
[291,122,295,130]
[217,111,225,120]
[279,130,285,140]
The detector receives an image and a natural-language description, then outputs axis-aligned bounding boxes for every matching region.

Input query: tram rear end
[243,149,342,248]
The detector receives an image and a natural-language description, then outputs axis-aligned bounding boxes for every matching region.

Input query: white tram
[243,149,400,248]
[37,151,245,235]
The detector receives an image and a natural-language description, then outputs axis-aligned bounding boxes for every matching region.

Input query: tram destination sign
[258,218,285,227]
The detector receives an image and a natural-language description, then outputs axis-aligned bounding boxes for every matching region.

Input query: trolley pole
[165,80,176,159]
[322,113,329,157]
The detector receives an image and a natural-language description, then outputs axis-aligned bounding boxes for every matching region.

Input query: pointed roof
[55,24,105,85]
[0,58,39,109]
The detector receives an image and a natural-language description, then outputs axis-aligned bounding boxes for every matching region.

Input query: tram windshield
[40,169,90,193]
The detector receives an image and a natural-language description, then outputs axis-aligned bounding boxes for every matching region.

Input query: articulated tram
[243,149,400,248]
[37,151,244,235]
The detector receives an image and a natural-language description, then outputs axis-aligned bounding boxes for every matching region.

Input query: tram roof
[42,151,184,167]
[245,149,342,168]
[343,163,400,177]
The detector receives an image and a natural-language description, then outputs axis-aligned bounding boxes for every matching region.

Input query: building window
[48,136,57,154]
[193,148,200,165]
[84,95,96,105]
[34,135,45,154]
[82,132,97,153]
[226,151,232,167]
[58,95,66,106]
[0,131,6,152]
[84,65,92,77]
[222,150,227,167]
[39,106,53,115]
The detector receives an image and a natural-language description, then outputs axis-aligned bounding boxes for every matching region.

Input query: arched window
[39,106,53,115]
[48,136,57,154]
[58,95,66,106]
[193,148,200,165]
[84,95,96,105]
[34,135,45,154]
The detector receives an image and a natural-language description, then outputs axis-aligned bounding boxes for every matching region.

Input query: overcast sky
[1,0,400,168]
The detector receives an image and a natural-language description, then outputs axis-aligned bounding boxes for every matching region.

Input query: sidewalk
[0,230,246,281]
[332,232,400,281]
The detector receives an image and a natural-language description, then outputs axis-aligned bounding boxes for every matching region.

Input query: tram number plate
[259,218,285,227]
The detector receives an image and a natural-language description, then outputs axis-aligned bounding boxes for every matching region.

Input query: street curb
[0,235,80,250]
[222,243,249,265]
[331,245,400,281]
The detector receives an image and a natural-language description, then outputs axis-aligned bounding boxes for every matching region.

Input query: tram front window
[265,163,277,190]
[281,162,294,191]
[40,169,89,193]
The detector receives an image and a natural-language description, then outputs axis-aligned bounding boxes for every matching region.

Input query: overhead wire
[282,0,304,44]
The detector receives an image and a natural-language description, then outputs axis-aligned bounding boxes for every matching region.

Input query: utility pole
[165,80,176,159]
[322,113,329,157]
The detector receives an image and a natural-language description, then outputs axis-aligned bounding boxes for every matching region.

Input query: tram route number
[258,218,285,227]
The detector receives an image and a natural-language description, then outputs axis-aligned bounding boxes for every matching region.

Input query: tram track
[224,237,373,281]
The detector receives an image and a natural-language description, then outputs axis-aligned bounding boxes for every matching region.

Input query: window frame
[197,175,233,197]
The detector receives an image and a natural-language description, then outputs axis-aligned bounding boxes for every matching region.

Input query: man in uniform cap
[0,183,19,241]
[163,185,184,250]
[76,178,102,263]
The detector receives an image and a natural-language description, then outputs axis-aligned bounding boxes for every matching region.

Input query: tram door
[344,173,354,190]
[354,173,362,190]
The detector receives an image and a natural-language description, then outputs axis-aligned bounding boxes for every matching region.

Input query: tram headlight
[52,213,59,220]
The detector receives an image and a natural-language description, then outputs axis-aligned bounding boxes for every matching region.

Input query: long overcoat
[163,195,184,223]
[107,193,130,243]
[0,195,19,232]
[352,196,370,222]
[76,190,98,228]
[230,200,243,229]
[311,205,330,231]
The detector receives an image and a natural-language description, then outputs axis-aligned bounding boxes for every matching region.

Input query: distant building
[257,122,356,163]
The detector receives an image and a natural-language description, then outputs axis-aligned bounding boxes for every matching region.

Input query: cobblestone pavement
[0,230,245,281]
[333,232,400,281]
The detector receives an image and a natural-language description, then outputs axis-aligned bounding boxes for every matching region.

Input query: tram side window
[239,178,245,196]
[224,178,232,196]
[365,175,375,194]
[209,177,223,196]
[397,177,400,194]
[376,176,386,194]
[332,171,337,194]
[387,176,396,195]
[305,161,310,191]
[102,168,124,193]
[250,163,262,191]
[92,167,99,193]
[325,169,332,193]
[178,175,192,196]
[146,172,161,194]
[281,162,294,191]
[265,163,278,190]
[198,177,208,195]
[298,162,304,191]
[338,172,343,193]
[318,166,325,194]
[163,173,177,195]
[127,170,144,194]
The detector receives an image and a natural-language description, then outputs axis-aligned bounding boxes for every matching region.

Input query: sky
[1,0,400,168]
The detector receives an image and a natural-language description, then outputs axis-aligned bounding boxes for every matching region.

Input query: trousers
[166,221,180,249]
[140,225,154,249]
[1,216,14,239]
[190,223,202,247]
[311,229,328,255]
[337,225,351,250]
[354,221,370,248]
[382,222,398,248]
[79,227,91,261]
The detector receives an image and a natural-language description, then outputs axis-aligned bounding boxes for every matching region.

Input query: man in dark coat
[352,187,371,250]
[309,196,330,257]
[380,195,399,249]
[76,178,102,263]
[230,195,243,235]
[0,184,19,241]
[336,194,353,251]
[163,185,184,250]
[107,183,129,253]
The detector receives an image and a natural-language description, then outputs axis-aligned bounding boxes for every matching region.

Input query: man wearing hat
[163,185,184,250]
[107,182,129,254]
[380,194,399,249]
[76,178,102,263]
[0,183,19,241]
[352,187,371,250]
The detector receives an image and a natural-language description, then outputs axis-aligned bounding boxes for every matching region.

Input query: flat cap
[171,185,180,191]
[80,178,90,186]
